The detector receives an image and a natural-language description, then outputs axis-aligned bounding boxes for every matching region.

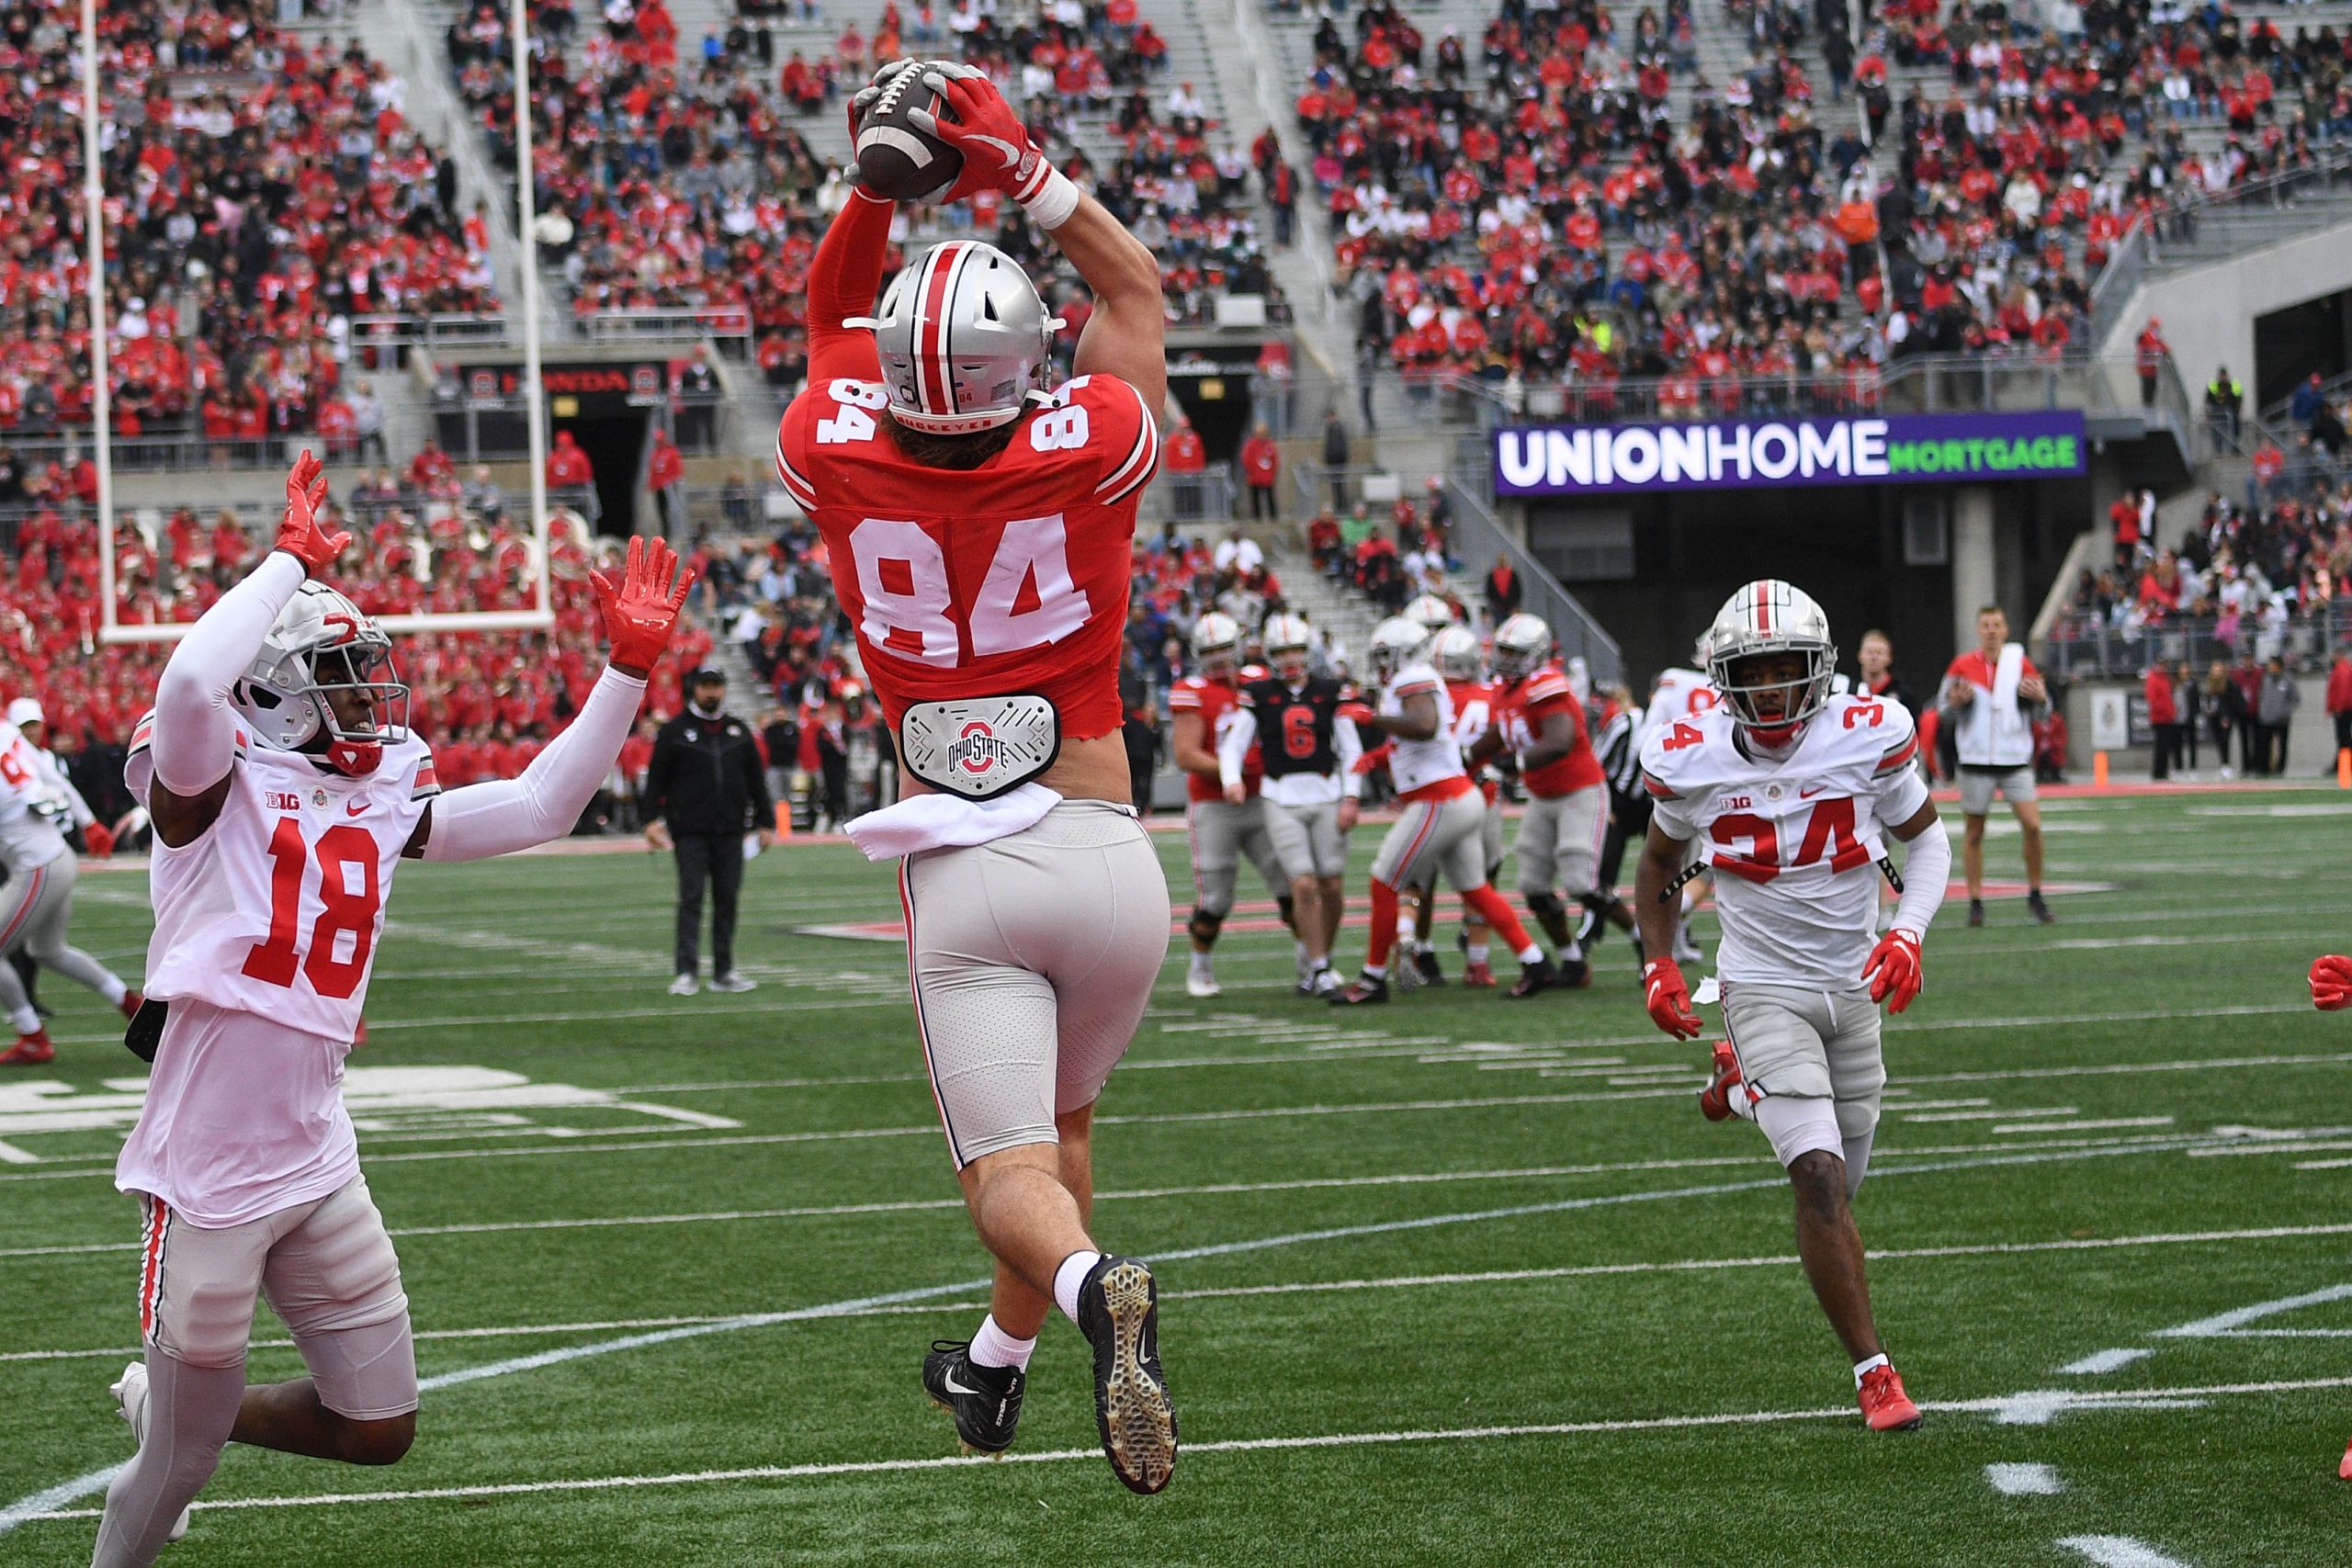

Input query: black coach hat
[689,665,728,684]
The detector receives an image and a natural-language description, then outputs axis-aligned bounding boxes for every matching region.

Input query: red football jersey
[1169,673,1261,803]
[776,371,1159,741]
[1497,664,1603,796]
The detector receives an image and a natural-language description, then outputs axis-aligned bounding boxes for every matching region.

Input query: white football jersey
[1643,667,1721,748]
[1640,693,1928,988]
[127,719,440,1042]
[0,728,70,875]
[1381,660,1465,795]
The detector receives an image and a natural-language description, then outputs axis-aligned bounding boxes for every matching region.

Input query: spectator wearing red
[2145,661,2182,781]
[2136,319,2170,408]
[2327,650,2352,766]
[1164,414,1207,519]
[1239,422,1279,521]
[548,429,595,490]
[648,427,685,535]
[2109,490,2143,570]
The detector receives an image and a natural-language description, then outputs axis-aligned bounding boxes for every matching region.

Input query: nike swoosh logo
[1799,784,1828,798]
[941,1370,982,1397]
[346,801,369,816]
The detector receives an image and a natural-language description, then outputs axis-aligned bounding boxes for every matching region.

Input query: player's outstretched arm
[148,450,346,845]
[910,65,1165,412]
[409,538,695,863]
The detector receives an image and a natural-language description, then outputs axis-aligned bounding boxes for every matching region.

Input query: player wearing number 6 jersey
[1633,580,1949,1434]
[90,454,695,1568]
[775,62,1176,1496]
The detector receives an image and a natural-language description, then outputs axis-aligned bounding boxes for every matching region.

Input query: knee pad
[1752,1094,1845,1170]
[1524,890,1566,921]
[1187,908,1224,945]
[1577,889,1617,918]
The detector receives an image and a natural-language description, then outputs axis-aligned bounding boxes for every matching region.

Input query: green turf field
[4,786,2350,1566]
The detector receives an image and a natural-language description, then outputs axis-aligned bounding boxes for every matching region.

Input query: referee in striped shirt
[1576,684,1649,961]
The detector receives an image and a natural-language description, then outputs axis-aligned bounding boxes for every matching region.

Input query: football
[853,63,963,202]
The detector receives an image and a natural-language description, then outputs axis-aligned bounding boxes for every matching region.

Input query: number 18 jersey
[776,373,1160,742]
[1640,694,1926,987]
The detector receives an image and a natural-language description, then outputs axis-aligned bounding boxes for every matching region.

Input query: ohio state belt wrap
[899,694,1061,800]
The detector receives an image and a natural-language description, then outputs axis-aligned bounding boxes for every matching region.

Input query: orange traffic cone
[775,803,792,839]
[2092,750,2109,789]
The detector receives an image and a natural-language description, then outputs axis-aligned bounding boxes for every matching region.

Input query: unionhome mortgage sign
[1493,411,2087,497]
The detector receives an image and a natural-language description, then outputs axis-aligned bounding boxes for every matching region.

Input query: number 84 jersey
[1639,694,1927,988]
[126,722,438,1042]
[776,372,1159,742]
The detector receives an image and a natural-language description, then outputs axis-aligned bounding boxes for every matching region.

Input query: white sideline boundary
[17,1377,2352,1526]
[11,1219,2352,1364]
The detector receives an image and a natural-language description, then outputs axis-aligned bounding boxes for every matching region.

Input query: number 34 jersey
[127,723,439,1043]
[775,372,1160,742]
[1639,694,1927,989]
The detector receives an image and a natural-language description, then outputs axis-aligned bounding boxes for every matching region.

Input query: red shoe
[2339,1438,2352,1480]
[0,1030,55,1066]
[119,989,143,1021]
[1858,1364,1923,1431]
[1462,960,1496,987]
[1697,1041,1742,1122]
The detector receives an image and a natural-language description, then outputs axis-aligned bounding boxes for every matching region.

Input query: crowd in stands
[0,1,492,455]
[1294,0,2352,409]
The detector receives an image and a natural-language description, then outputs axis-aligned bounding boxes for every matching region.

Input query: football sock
[1412,941,1434,956]
[1187,952,1212,978]
[1516,942,1545,965]
[969,1314,1035,1373]
[1852,1353,1891,1388]
[1365,880,1401,970]
[6,1003,37,1035]
[90,1353,243,1568]
[1293,939,1310,967]
[1465,942,1489,964]
[1053,1250,1102,1326]
[1460,884,1536,953]
[1361,963,1388,980]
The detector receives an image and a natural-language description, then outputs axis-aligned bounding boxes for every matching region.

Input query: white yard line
[1903,1108,2075,1122]
[1995,1118,2174,1135]
[1985,1462,2065,1495]
[2153,1283,2352,1338]
[2061,1348,2154,1375]
[2058,1536,2192,1568]
[17,1378,2352,1528]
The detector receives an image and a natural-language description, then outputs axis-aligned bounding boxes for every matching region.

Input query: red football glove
[1353,740,1392,775]
[2312,954,2352,1012]
[1339,700,1376,727]
[1643,956,1703,1039]
[1863,927,1925,1013]
[591,536,696,678]
[908,62,1055,207]
[82,820,114,859]
[273,448,347,574]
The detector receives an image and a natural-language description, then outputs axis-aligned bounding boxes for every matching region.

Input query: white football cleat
[667,974,700,998]
[1183,971,1221,999]
[111,1360,191,1543]
[708,973,758,994]
[1671,932,1703,965]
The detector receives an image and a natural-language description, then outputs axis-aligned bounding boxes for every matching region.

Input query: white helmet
[1404,593,1458,632]
[1191,610,1243,679]
[1263,612,1313,678]
[1368,615,1430,682]
[1430,625,1482,682]
[1491,612,1551,681]
[233,581,410,777]
[1705,579,1837,741]
[850,239,1065,436]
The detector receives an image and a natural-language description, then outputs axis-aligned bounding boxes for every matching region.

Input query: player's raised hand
[2312,954,2352,1011]
[591,536,697,679]
[273,448,348,575]
[1642,956,1704,1039]
[908,62,1052,207]
[1864,928,1924,1013]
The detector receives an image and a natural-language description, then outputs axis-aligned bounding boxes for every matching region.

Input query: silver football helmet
[1430,625,1482,682]
[851,239,1066,436]
[232,581,410,777]
[1491,612,1552,681]
[1191,611,1243,681]
[1705,579,1837,740]
[1368,616,1430,682]
[1262,612,1313,680]
[1403,593,1458,632]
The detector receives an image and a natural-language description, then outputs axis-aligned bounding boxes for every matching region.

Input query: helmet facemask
[1714,646,1831,750]
[238,593,412,778]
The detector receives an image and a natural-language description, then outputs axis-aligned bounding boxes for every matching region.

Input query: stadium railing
[580,308,754,345]
[2044,603,2352,680]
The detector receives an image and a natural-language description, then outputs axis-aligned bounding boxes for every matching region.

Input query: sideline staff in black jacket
[645,666,775,995]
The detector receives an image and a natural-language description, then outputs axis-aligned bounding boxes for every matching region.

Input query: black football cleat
[1507,954,1558,998]
[2027,891,2055,925]
[1411,946,1445,987]
[1076,1256,1176,1495]
[1966,897,1985,928]
[922,1340,1025,1457]
[1329,971,1390,1005]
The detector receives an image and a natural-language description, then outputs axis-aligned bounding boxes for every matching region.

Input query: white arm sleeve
[421,668,648,863]
[1335,715,1363,798]
[1891,815,1951,936]
[33,750,94,828]
[1217,707,1256,792]
[151,552,305,795]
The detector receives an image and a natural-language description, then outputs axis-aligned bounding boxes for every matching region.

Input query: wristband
[1020,165,1081,231]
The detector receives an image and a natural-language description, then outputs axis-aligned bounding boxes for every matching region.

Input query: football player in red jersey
[2313,952,2352,1476]
[775,61,1176,1494]
[1474,613,1608,988]
[90,455,694,1567]
[1634,581,1949,1433]
[1170,612,1295,998]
